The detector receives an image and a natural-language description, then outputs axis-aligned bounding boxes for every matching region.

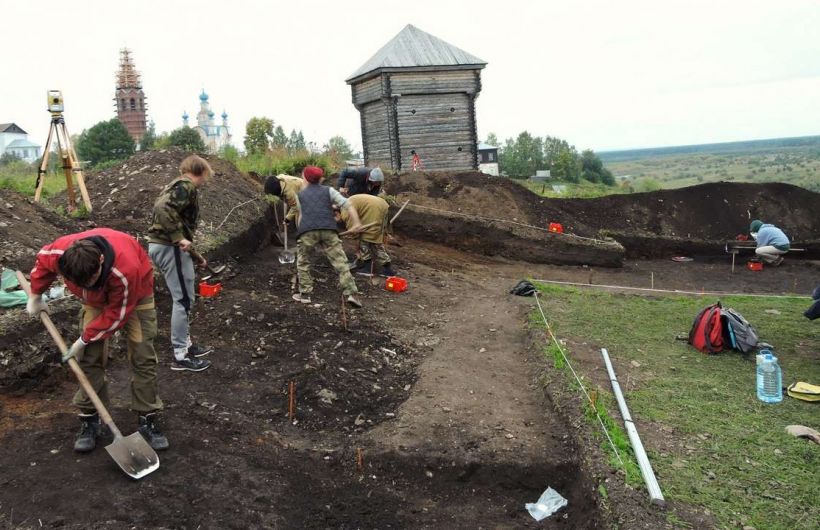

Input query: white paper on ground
[525,487,568,521]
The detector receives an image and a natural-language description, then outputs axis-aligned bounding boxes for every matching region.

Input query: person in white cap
[336,167,384,197]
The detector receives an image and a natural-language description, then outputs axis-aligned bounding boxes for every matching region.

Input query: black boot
[379,263,397,278]
[74,413,101,453]
[138,412,169,450]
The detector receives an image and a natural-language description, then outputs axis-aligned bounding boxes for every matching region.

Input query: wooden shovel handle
[390,200,410,225]
[340,222,378,237]
[16,271,122,438]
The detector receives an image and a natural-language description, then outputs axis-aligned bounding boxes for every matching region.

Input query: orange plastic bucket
[548,222,564,233]
[199,281,222,297]
[746,260,763,272]
[385,276,408,293]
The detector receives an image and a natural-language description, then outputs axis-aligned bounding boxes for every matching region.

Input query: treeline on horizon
[598,135,820,163]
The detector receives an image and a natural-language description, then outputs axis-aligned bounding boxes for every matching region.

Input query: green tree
[167,127,206,152]
[76,119,135,167]
[288,129,306,152]
[324,135,354,159]
[580,149,615,185]
[272,125,288,150]
[498,131,543,177]
[141,121,157,151]
[485,132,499,148]
[244,117,274,155]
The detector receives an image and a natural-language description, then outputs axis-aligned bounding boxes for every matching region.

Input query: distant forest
[600,135,820,193]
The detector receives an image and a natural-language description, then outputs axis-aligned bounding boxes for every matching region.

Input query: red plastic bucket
[548,222,564,233]
[199,281,222,297]
[746,260,763,272]
[385,276,408,293]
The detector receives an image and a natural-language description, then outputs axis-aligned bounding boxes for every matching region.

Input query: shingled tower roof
[346,24,486,83]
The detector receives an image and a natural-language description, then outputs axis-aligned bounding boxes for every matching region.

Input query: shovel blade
[278,251,296,264]
[105,432,160,479]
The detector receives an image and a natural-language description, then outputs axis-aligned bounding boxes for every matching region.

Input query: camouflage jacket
[147,177,199,244]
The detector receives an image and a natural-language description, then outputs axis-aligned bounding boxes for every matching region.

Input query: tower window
[121,99,126,111]
[130,98,136,110]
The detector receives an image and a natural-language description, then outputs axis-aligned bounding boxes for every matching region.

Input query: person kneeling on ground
[26,228,168,452]
[147,155,213,372]
[805,285,820,320]
[335,194,397,277]
[293,165,364,307]
[749,219,790,266]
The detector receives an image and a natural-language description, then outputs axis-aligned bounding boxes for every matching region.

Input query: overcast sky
[3,0,819,153]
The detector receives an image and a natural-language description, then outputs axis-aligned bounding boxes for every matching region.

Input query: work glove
[63,337,87,364]
[26,294,49,317]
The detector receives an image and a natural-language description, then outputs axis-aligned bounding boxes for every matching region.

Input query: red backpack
[689,302,725,353]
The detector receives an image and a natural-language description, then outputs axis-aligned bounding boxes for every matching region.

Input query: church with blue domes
[182,89,231,153]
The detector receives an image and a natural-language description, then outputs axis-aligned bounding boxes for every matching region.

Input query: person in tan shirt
[337,194,396,277]
[264,173,305,223]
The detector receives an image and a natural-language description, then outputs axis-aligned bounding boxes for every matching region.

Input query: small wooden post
[356,448,364,471]
[731,251,736,273]
[340,295,348,331]
[650,272,654,289]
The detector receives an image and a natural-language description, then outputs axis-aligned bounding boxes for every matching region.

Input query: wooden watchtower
[346,25,486,172]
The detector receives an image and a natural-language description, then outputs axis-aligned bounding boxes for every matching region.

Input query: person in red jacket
[26,228,168,452]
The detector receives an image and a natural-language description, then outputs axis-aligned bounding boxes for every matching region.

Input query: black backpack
[510,280,536,297]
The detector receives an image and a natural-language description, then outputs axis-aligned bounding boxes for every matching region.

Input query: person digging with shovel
[26,228,168,452]
[335,194,397,277]
[147,154,213,372]
[292,165,365,307]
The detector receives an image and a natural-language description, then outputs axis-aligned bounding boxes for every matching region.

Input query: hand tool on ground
[188,248,226,281]
[339,222,378,238]
[278,204,296,264]
[16,271,159,479]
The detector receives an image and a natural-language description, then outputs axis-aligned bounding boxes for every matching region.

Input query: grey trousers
[148,243,194,359]
[755,245,787,263]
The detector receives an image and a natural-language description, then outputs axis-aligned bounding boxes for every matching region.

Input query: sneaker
[138,412,169,451]
[292,293,312,304]
[348,258,360,270]
[346,294,363,308]
[188,344,213,358]
[771,256,784,267]
[74,413,102,453]
[379,264,397,278]
[171,357,212,372]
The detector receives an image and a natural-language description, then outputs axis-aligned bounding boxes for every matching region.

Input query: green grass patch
[530,283,820,530]
[0,166,67,198]
[514,178,628,198]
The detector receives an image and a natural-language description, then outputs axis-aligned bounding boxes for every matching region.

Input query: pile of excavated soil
[68,148,272,256]
[386,173,820,257]
[0,189,79,271]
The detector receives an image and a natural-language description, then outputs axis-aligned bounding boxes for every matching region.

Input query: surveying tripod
[34,90,92,212]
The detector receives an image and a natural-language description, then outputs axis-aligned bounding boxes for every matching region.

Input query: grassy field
[0,162,68,199]
[530,283,820,529]
[601,136,820,193]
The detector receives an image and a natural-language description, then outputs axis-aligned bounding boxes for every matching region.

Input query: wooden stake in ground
[651,272,654,289]
[356,448,364,471]
[340,294,348,331]
[288,381,296,421]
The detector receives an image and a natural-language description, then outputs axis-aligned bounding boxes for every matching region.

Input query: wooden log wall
[396,93,475,170]
[352,68,483,171]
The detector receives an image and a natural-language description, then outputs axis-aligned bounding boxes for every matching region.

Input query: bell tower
[114,48,147,143]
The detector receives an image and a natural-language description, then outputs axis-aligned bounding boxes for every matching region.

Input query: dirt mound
[386,173,820,257]
[71,148,271,256]
[0,189,79,271]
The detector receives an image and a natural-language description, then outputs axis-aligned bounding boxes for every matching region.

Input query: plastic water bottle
[756,350,782,403]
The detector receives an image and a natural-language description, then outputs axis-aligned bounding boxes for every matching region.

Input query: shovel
[188,248,226,281]
[16,271,160,479]
[278,206,296,264]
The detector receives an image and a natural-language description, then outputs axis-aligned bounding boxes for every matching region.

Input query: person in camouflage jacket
[147,155,213,372]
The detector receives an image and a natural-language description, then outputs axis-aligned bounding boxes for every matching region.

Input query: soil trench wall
[394,206,625,267]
